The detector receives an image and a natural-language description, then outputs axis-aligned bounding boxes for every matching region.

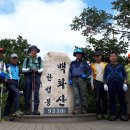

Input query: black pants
[108,80,127,115]
[4,80,20,116]
[94,80,108,115]
[24,73,40,112]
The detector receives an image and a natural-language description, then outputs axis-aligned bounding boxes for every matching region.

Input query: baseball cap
[10,53,18,58]
[94,51,101,56]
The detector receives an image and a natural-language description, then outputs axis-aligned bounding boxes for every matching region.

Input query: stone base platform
[14,113,96,123]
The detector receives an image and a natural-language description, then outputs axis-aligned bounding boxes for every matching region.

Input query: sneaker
[109,115,116,121]
[97,114,102,120]
[2,116,10,121]
[120,115,128,121]
[12,110,23,117]
[2,115,14,121]
[34,110,40,115]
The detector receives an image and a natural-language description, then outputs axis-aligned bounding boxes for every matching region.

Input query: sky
[0,0,114,60]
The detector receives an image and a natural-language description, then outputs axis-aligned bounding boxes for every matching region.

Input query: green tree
[0,35,30,67]
[70,7,129,64]
[112,0,130,40]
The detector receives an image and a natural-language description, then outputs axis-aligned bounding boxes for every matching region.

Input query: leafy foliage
[0,35,30,90]
[70,6,129,64]
[0,35,30,68]
[112,0,130,40]
[70,7,113,37]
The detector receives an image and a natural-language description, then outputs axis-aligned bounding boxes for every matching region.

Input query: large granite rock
[39,52,74,115]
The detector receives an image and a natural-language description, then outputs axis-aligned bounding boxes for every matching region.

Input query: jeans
[4,82,20,116]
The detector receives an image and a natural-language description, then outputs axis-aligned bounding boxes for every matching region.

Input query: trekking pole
[31,71,35,114]
[0,83,3,120]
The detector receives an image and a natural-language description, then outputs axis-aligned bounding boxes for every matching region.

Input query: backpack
[26,56,41,69]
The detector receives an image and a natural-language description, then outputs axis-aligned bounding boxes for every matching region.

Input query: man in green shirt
[22,45,43,115]
[125,53,130,85]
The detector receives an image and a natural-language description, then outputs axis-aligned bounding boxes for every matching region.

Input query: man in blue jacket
[104,52,128,121]
[68,48,92,114]
[3,54,22,117]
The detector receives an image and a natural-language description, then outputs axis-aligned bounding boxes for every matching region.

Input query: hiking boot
[102,114,108,120]
[120,115,128,121]
[34,110,40,115]
[80,110,87,114]
[109,115,116,121]
[97,114,102,120]
[72,110,80,115]
[25,111,30,115]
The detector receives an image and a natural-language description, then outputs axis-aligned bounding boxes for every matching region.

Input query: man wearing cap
[3,53,22,117]
[104,52,128,121]
[91,51,108,119]
[68,48,92,114]
[22,45,43,115]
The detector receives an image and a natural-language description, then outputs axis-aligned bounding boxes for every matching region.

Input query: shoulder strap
[37,56,41,69]
[26,57,30,68]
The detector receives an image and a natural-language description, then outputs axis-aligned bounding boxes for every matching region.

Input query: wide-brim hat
[28,45,40,53]
[73,48,85,57]
[73,52,85,57]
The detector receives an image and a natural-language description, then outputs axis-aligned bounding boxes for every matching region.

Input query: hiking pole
[0,83,3,120]
[31,71,35,114]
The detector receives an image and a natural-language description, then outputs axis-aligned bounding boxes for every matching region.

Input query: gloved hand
[81,73,87,79]
[104,84,108,91]
[91,85,94,91]
[123,84,128,92]
[68,80,73,86]
[0,72,5,79]
[30,68,38,73]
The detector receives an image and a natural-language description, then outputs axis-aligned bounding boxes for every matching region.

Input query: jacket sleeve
[22,58,30,73]
[103,65,108,84]
[68,62,73,80]
[122,64,127,81]
[86,63,92,78]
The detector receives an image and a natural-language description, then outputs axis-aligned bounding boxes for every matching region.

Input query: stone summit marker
[39,52,74,115]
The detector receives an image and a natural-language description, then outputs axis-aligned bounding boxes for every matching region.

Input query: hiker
[0,48,6,119]
[22,45,43,115]
[104,52,128,121]
[68,48,92,114]
[125,53,130,116]
[3,54,22,117]
[91,51,108,120]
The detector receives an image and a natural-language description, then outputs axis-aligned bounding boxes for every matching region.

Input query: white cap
[10,53,18,58]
